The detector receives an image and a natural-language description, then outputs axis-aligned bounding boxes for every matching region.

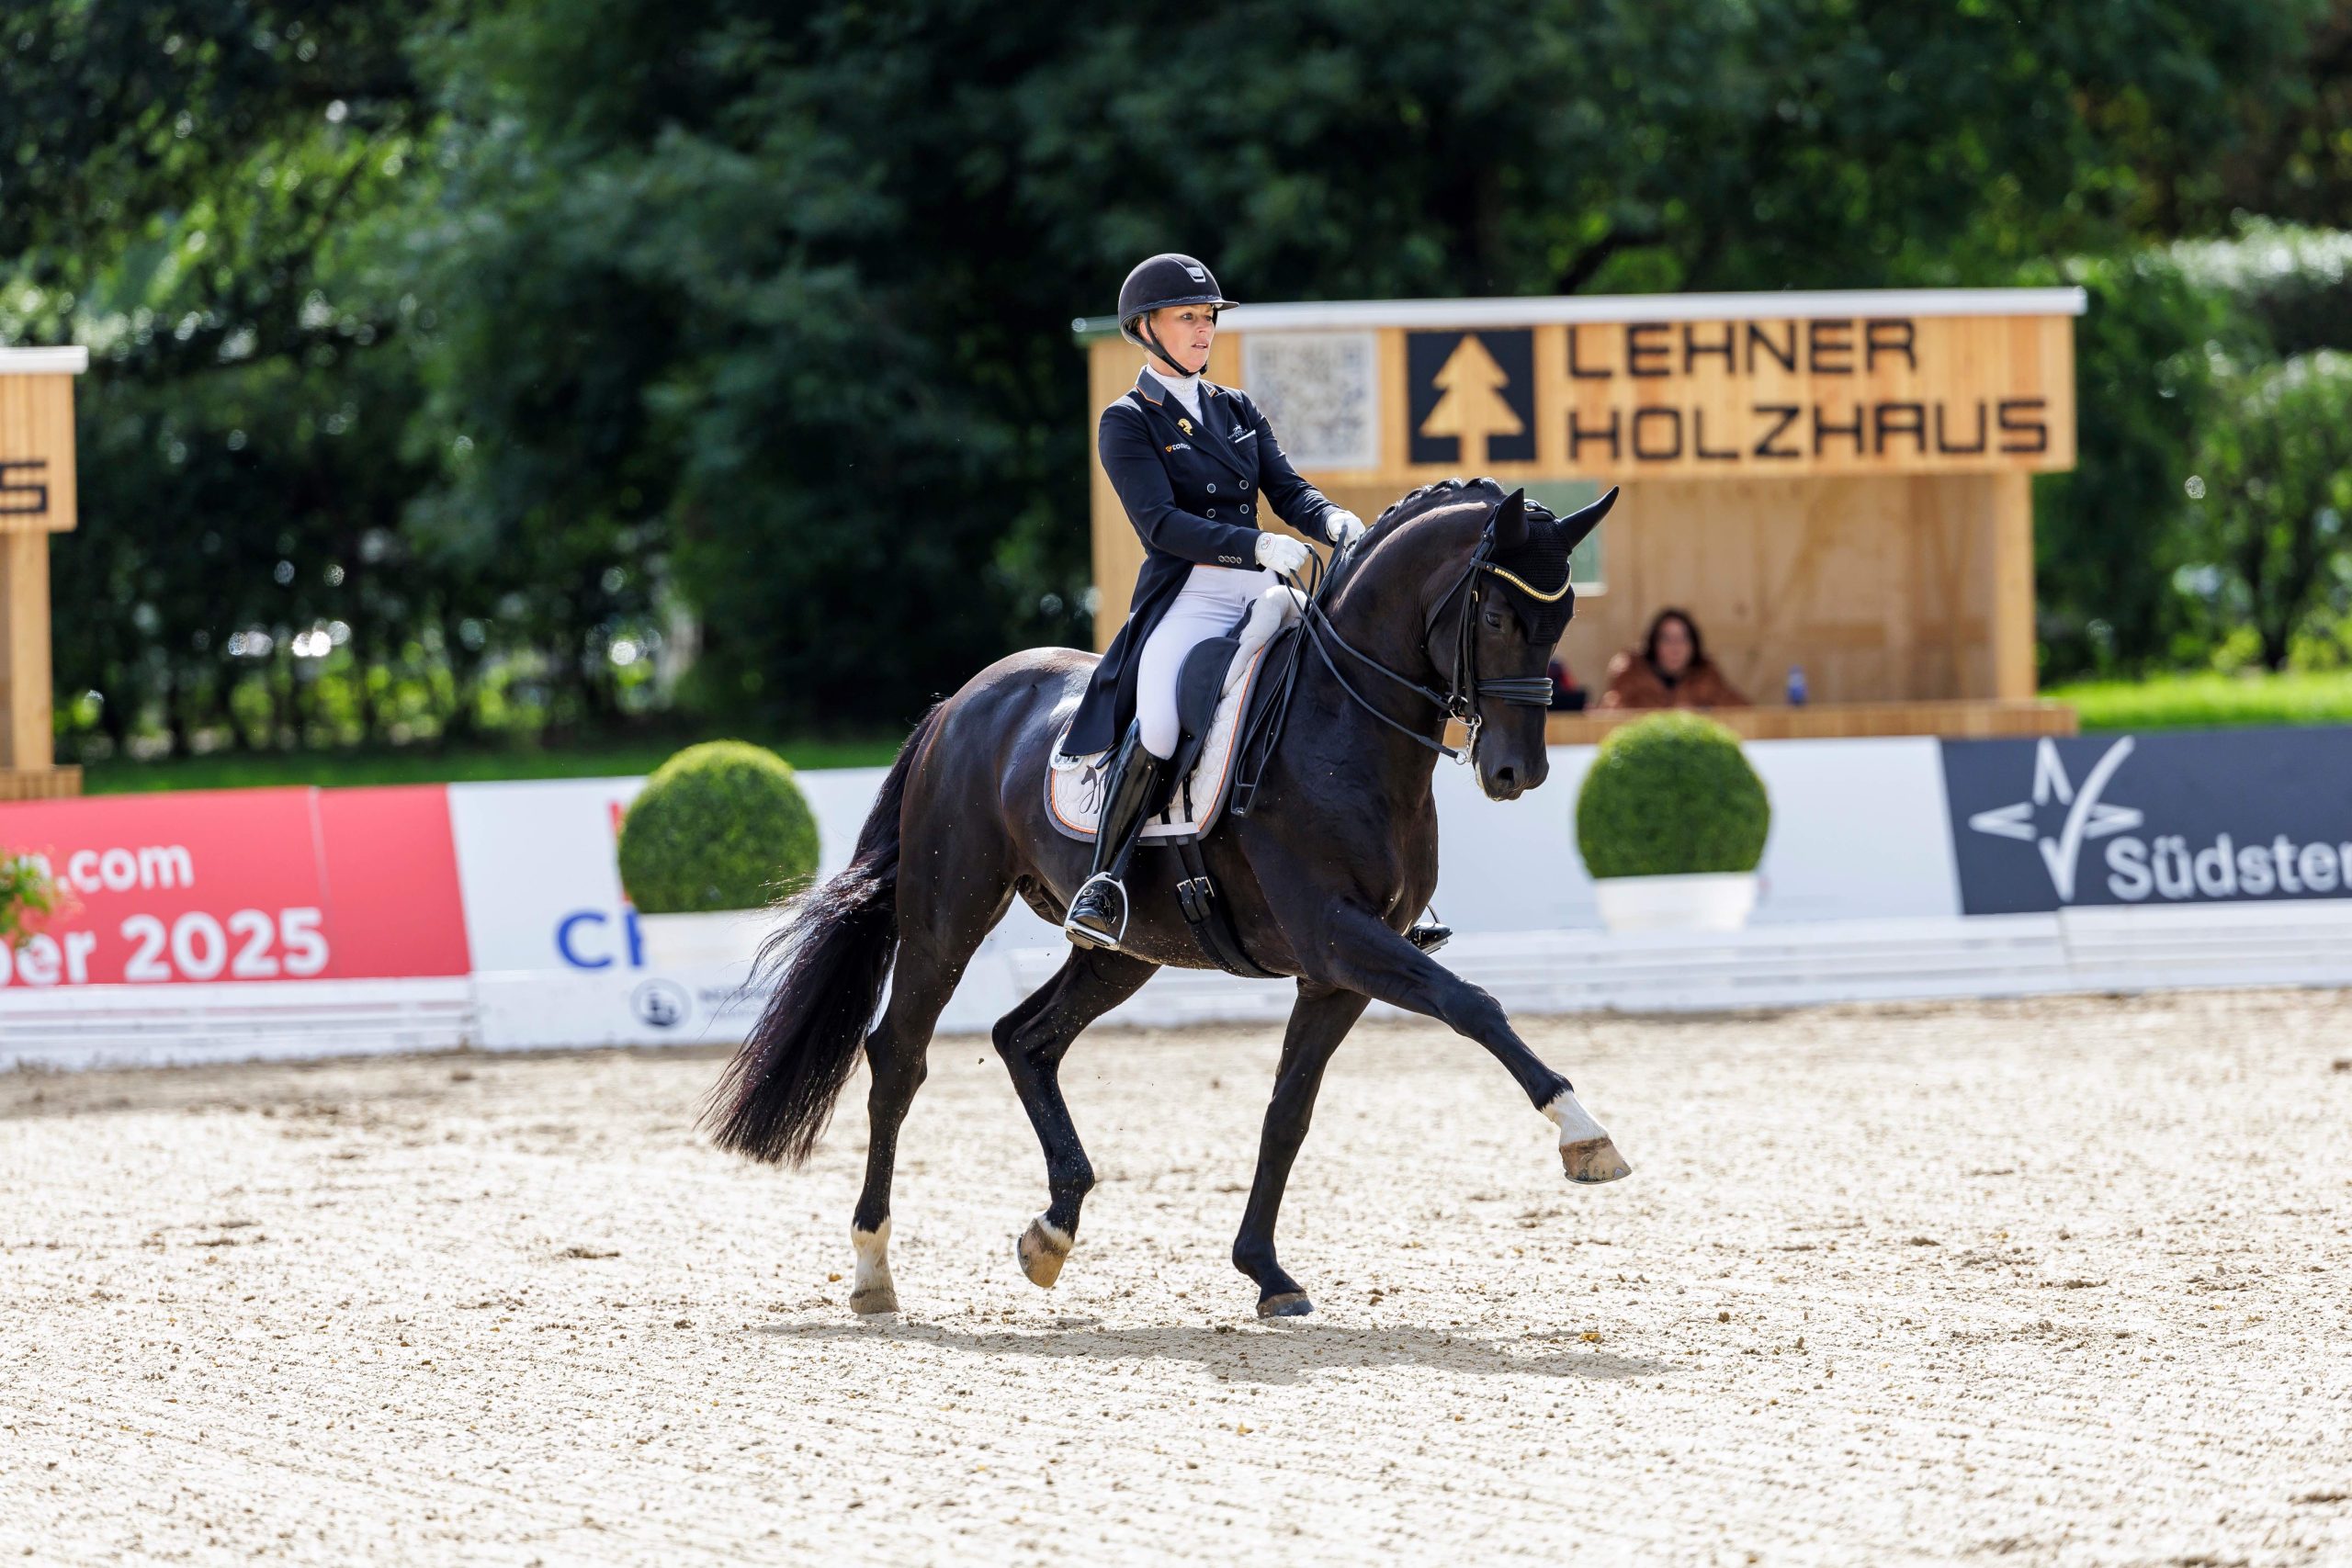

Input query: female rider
[1060,253,1365,951]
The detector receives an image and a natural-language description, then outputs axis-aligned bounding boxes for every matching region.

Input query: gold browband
[1482,563,1573,602]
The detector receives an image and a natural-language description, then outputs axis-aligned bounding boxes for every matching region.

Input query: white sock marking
[852,1219,892,1292]
[1542,1090,1609,1145]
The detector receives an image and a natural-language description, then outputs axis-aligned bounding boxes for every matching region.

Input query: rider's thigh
[1135,592,1234,759]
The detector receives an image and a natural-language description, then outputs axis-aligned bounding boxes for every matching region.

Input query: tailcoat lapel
[1132,371,1252,481]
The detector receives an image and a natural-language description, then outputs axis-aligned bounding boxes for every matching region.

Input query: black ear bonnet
[1481,486,1616,644]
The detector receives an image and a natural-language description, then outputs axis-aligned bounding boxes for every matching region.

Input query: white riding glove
[1326,510,1367,549]
[1253,531,1312,575]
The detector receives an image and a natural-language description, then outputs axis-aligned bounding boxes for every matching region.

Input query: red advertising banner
[0,785,469,989]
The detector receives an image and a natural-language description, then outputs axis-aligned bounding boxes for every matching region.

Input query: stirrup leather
[1064,872,1130,950]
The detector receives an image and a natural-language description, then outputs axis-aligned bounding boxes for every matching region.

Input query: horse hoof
[1257,1292,1314,1318]
[1561,1135,1633,1185]
[849,1280,899,1315]
[1016,1216,1072,1290]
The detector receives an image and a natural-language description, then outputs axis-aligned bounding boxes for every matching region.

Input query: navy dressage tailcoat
[1064,369,1346,757]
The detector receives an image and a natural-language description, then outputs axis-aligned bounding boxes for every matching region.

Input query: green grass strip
[2046,670,2352,733]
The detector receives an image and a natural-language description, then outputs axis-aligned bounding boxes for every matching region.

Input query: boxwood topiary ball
[618,741,820,915]
[1575,712,1770,879]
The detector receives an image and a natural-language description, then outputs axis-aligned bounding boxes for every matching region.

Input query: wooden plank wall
[0,531,52,771]
[0,767,81,801]
[1540,473,2016,705]
[1088,455,2029,705]
[0,373,77,534]
[0,370,76,788]
[1544,699,2076,746]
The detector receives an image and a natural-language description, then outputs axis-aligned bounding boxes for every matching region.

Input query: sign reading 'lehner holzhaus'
[1544,314,2063,476]
[1198,290,2080,486]
[1405,313,2071,481]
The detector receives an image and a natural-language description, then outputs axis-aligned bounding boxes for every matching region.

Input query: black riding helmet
[1117,253,1238,377]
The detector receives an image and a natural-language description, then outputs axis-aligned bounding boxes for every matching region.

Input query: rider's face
[1148,304,1217,375]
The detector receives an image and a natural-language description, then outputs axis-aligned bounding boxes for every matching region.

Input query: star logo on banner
[1966,737,2143,902]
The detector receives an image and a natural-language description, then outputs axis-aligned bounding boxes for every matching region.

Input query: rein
[1296,525,1554,763]
[1229,513,1553,813]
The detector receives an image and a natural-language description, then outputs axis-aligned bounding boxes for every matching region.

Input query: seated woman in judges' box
[1599,608,1749,711]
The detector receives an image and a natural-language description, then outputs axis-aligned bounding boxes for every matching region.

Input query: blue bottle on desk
[1786,664,1808,706]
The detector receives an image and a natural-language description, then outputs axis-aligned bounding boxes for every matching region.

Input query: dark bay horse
[704,479,1629,1317]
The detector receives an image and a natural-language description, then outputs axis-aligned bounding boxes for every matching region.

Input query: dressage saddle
[1144,610,1450,976]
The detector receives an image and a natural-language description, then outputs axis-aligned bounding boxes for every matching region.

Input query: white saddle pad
[1048,585,1302,842]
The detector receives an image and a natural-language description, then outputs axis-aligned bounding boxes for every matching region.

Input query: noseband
[1293,524,1561,765]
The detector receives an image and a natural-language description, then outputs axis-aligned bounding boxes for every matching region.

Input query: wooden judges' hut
[1079,289,2085,740]
[0,346,85,798]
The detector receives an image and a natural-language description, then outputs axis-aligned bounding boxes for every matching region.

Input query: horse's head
[1340,479,1615,801]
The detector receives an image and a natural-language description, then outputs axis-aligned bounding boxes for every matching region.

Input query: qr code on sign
[1241,333,1378,470]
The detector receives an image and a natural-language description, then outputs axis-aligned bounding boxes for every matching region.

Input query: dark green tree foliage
[617,739,818,912]
[2198,0,2352,231]
[2028,250,2250,677]
[1575,713,1770,879]
[2033,224,2352,679]
[2186,353,2352,670]
[5,0,2337,742]
[6,2,462,750]
[4,2,658,753]
[406,0,2323,729]
[2171,221,2352,359]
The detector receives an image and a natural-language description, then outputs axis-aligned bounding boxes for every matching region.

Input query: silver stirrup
[1063,872,1130,951]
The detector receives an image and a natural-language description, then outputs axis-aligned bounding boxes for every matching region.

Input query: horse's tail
[701,704,943,1166]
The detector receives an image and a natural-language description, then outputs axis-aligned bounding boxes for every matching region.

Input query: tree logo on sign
[1420,337,1523,468]
[1407,330,1535,467]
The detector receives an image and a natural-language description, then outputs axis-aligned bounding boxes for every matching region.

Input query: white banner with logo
[15,733,2350,1069]
[1938,729,2352,914]
[447,739,1962,1049]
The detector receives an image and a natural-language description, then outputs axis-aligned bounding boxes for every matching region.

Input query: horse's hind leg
[848,916,998,1315]
[1232,980,1371,1317]
[992,946,1158,1290]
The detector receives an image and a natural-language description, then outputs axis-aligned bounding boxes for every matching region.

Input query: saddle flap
[1175,631,1242,739]
[1046,583,1303,844]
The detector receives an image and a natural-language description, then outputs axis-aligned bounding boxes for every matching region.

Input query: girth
[1147,623,1295,978]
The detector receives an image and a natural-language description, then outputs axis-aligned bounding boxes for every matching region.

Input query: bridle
[1283,518,1564,766]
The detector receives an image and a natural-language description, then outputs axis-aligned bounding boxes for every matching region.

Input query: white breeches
[1136,564,1272,759]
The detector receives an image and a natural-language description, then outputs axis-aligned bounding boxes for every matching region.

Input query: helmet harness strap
[1136,314,1208,379]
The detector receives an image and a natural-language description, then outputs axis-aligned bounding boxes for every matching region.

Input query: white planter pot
[634,909,775,973]
[1592,872,1758,934]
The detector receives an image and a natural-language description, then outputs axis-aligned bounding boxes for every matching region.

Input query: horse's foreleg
[1302,903,1629,1186]
[993,945,1158,1290]
[1232,980,1372,1317]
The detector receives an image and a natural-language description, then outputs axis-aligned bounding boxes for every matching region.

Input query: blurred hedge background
[7,0,2352,765]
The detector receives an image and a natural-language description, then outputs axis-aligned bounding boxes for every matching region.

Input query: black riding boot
[1064,727,1171,952]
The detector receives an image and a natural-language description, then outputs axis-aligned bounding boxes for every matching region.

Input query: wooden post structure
[0,346,86,799]
[1079,289,2082,739]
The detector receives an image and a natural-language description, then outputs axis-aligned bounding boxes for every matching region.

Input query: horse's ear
[1491,488,1528,549]
[1557,486,1618,551]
